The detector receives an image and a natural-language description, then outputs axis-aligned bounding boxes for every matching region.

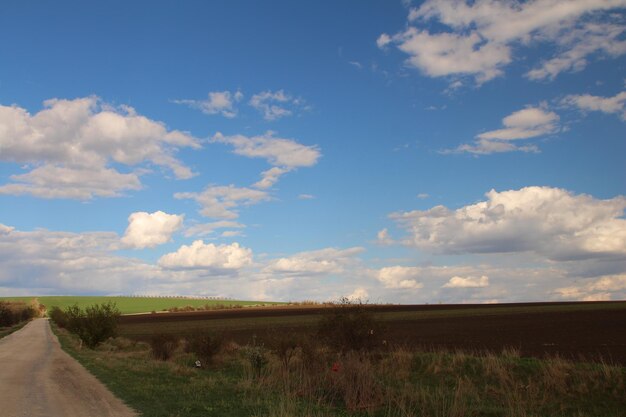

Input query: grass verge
[0,319,30,340]
[51,320,626,417]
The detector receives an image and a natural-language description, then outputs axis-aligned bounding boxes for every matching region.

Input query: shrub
[80,302,121,348]
[317,297,381,353]
[59,302,121,349]
[150,333,179,361]
[185,331,222,365]
[242,336,269,378]
[0,301,38,327]
[0,302,16,327]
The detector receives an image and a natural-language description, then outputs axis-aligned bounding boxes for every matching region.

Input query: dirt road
[0,319,137,417]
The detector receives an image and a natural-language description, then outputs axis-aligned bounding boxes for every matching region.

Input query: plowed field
[119,301,626,364]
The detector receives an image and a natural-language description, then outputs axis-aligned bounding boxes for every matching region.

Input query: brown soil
[120,301,626,365]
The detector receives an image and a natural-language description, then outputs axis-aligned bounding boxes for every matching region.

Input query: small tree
[80,302,121,348]
[60,302,121,349]
[317,297,381,353]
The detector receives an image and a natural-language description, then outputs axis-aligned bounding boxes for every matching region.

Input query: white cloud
[121,211,184,249]
[0,97,200,199]
[554,274,626,300]
[212,131,321,189]
[264,247,364,277]
[452,106,559,154]
[175,185,269,219]
[390,186,626,261]
[391,28,511,83]
[443,275,489,288]
[212,132,320,168]
[0,224,14,235]
[527,22,626,80]
[562,91,626,120]
[158,240,252,271]
[0,227,150,294]
[298,194,315,200]
[221,230,243,238]
[184,221,245,237]
[248,90,306,121]
[376,33,392,48]
[254,167,289,190]
[0,165,142,199]
[382,0,626,84]
[346,287,369,301]
[377,266,424,289]
[173,90,243,118]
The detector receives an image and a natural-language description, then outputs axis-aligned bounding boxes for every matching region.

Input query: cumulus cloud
[248,90,307,121]
[562,91,626,120]
[0,165,142,200]
[175,185,269,219]
[264,247,364,277]
[212,131,321,188]
[452,106,559,154]
[0,227,150,294]
[158,240,252,271]
[121,211,184,249]
[443,275,489,288]
[381,0,626,84]
[0,97,200,199]
[391,27,511,83]
[0,224,14,235]
[346,287,369,301]
[377,266,424,289]
[390,186,626,261]
[173,90,243,118]
[554,274,626,301]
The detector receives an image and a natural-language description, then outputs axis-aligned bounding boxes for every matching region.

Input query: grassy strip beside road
[51,322,266,417]
[0,320,30,340]
[2,296,281,314]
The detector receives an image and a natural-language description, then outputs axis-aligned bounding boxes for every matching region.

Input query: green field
[1,296,282,314]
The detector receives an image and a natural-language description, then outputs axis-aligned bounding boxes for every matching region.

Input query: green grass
[1,296,283,314]
[51,321,626,417]
[51,322,278,417]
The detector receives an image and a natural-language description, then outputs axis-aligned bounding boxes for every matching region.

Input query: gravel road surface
[0,319,137,417]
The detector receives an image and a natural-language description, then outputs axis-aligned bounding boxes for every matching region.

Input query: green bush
[317,297,381,353]
[48,306,68,328]
[59,302,121,349]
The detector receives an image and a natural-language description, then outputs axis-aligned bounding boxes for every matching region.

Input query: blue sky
[1,0,625,303]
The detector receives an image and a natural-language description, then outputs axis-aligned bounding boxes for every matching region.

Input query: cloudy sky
[1,0,625,303]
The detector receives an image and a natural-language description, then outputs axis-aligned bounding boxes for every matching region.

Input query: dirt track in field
[120,301,626,364]
[0,319,137,417]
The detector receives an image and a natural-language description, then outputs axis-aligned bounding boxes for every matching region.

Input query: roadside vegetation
[0,299,43,339]
[50,302,121,348]
[49,299,626,417]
